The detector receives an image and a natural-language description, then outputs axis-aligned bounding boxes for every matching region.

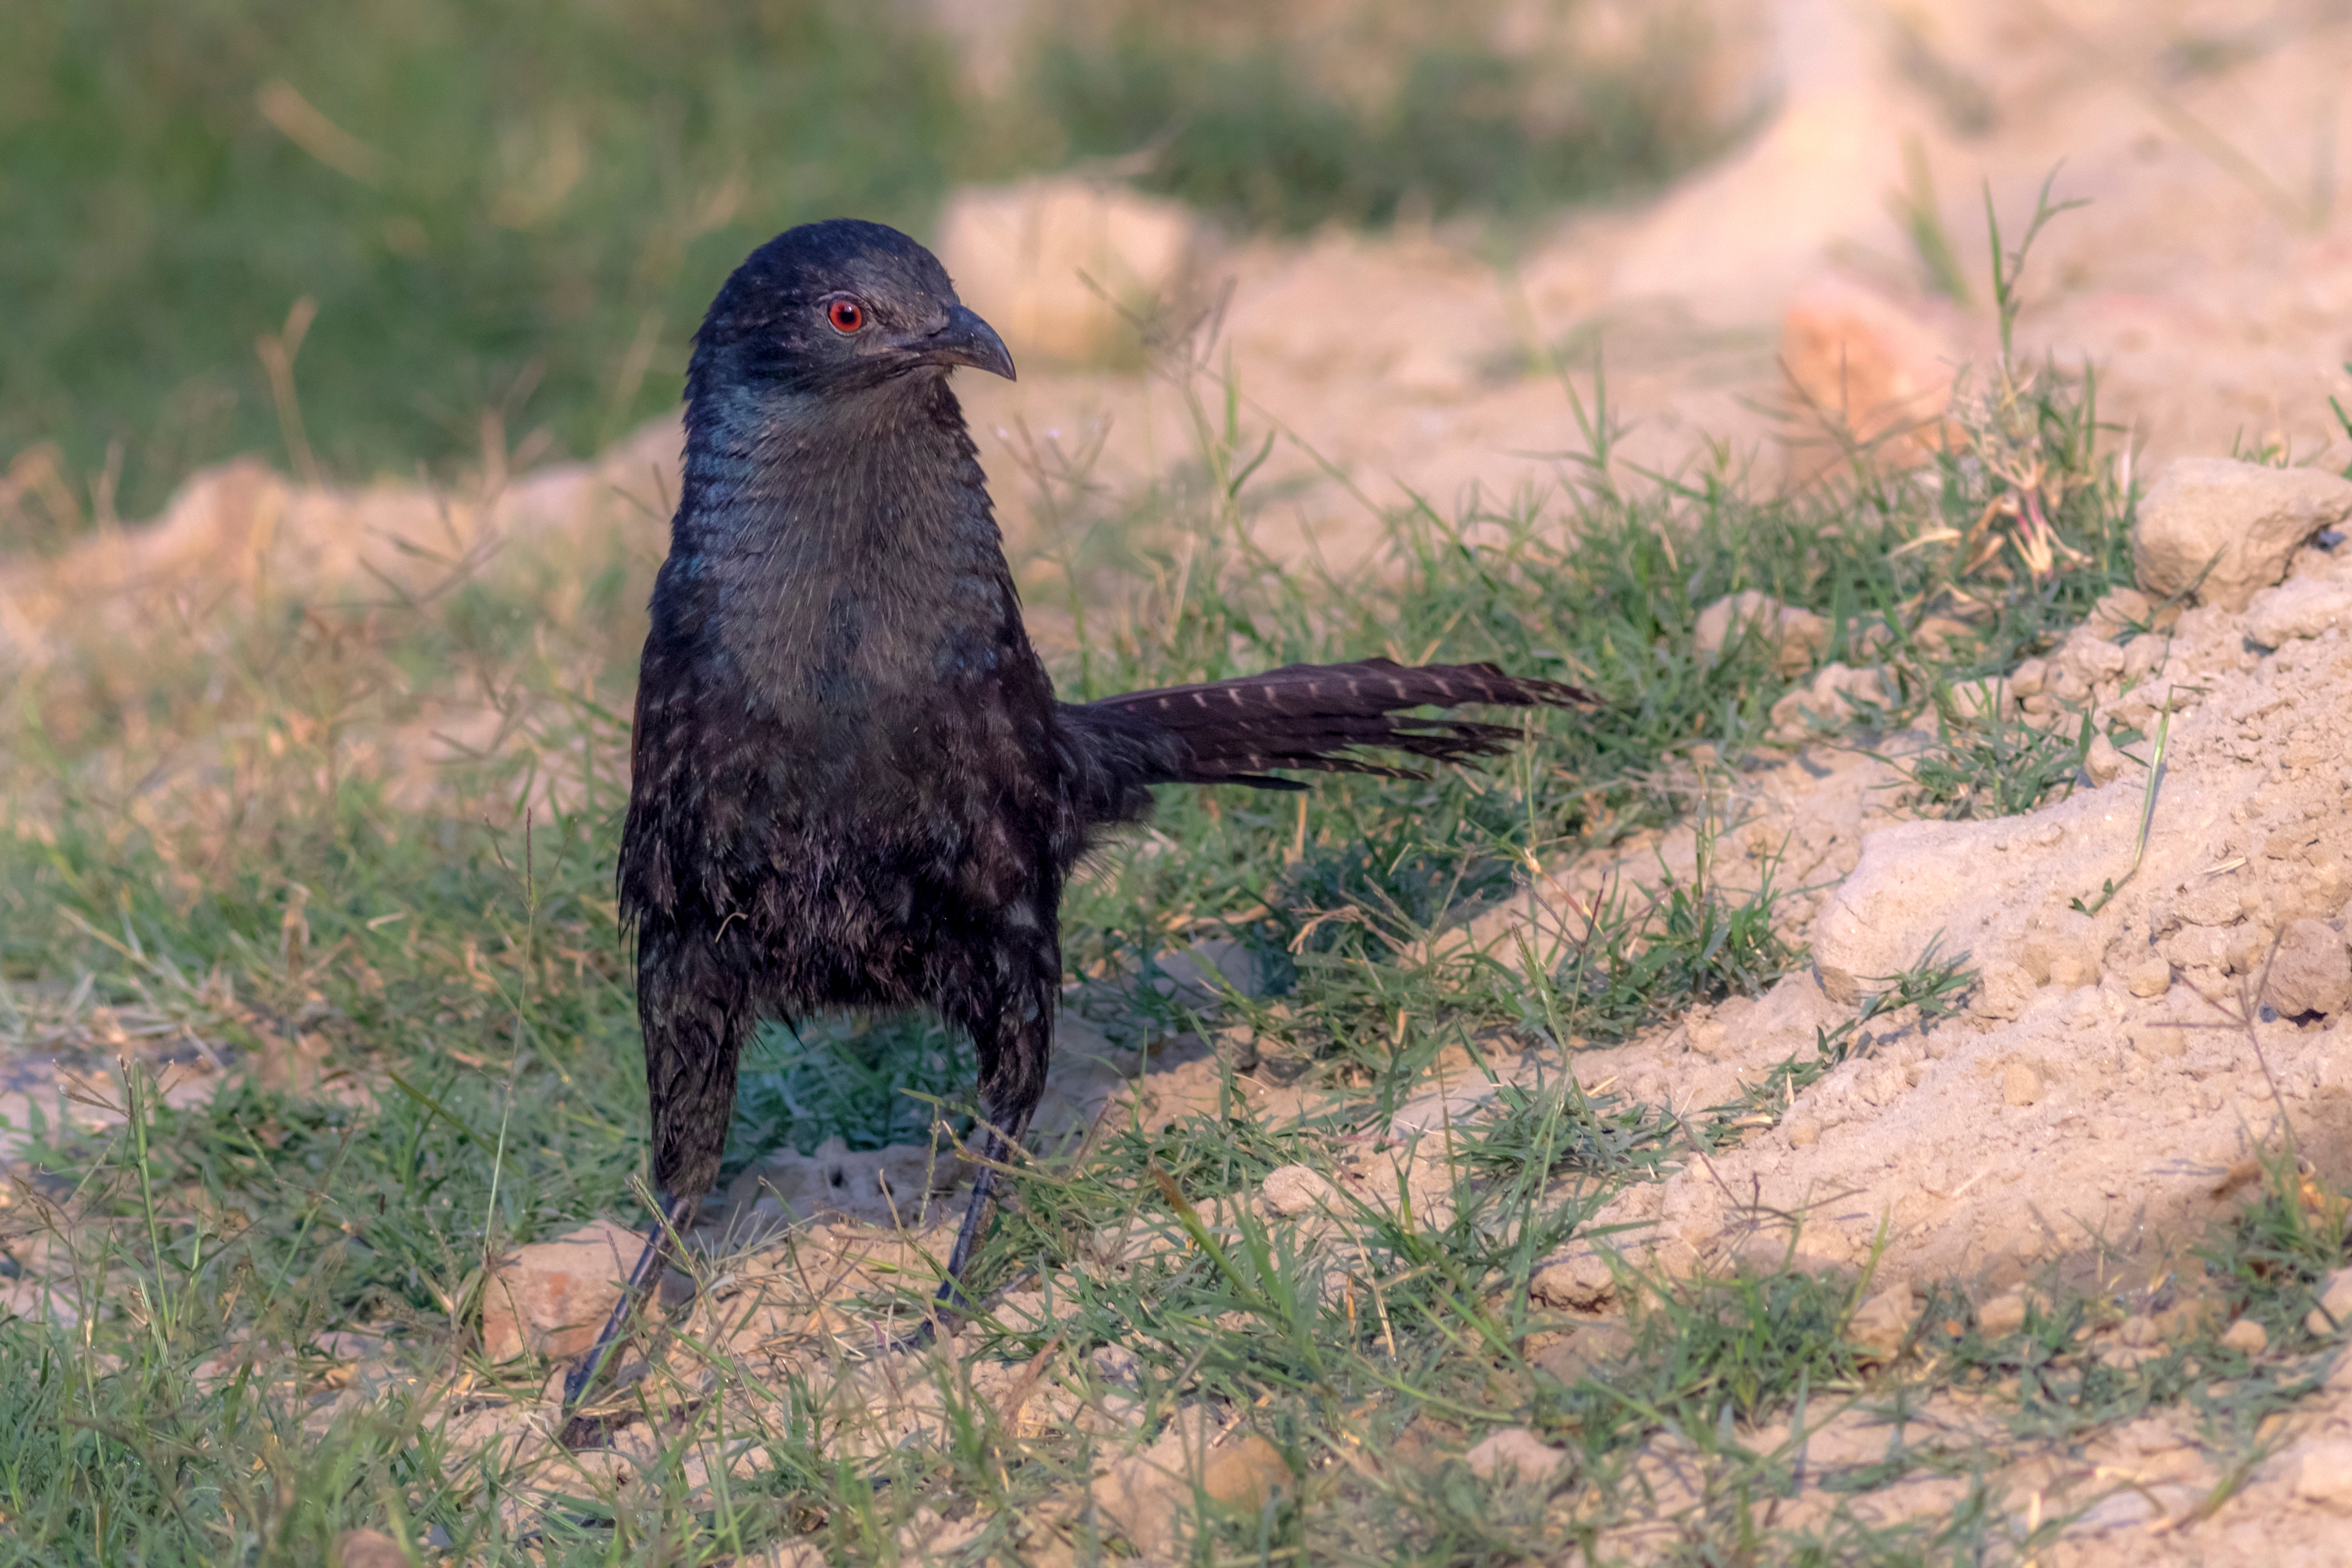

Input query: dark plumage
[560,219,1588,1435]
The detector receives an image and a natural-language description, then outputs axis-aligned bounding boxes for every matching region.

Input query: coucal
[560,219,1587,1433]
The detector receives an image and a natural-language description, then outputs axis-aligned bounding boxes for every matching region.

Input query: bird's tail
[1065,657,1592,799]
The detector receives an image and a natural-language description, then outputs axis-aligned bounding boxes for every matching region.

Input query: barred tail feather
[1063,658,1591,805]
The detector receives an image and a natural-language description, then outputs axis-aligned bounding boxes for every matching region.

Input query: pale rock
[2131,458,2352,611]
[1694,590,1828,676]
[2223,926,2273,976]
[2049,955,2098,990]
[2246,576,2352,646]
[2219,1316,2268,1354]
[333,1530,410,1568]
[933,178,1196,364]
[1531,1246,1619,1311]
[1090,1409,1289,1558]
[1944,677,2012,723]
[2125,956,2174,998]
[2087,587,2154,635]
[1768,661,1890,741]
[1978,1289,2029,1336]
[1971,963,2034,1021]
[2305,1268,2352,1337]
[1464,1426,1574,1486]
[1685,1014,1730,1058]
[2020,910,2102,987]
[1535,1320,1635,1384]
[1847,1281,1919,1359]
[2000,1063,2043,1107]
[2083,732,2127,786]
[481,1219,693,1363]
[2290,1439,2352,1510]
[2266,918,2352,1018]
[2007,657,2049,697]
[2056,625,2127,686]
[1259,1164,1339,1219]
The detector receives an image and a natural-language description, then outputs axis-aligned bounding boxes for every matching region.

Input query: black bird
[560,219,1587,1430]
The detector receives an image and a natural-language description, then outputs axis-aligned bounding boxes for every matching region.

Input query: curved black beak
[916,304,1017,381]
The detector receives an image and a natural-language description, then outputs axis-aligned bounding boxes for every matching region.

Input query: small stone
[2291,1439,2352,1510]
[1783,1115,1820,1147]
[2267,918,2352,1018]
[2219,1317,2268,1354]
[2119,1313,2159,1346]
[2058,627,2128,684]
[1972,964,2034,1022]
[482,1219,694,1363]
[2084,732,2127,786]
[2090,587,2153,632]
[1464,1426,1574,1486]
[2048,955,2097,990]
[1848,1281,1920,1359]
[2306,1268,2352,1337]
[1945,677,2011,723]
[2126,956,2173,998]
[2132,458,2352,610]
[2223,928,2272,976]
[1535,1321,1635,1384]
[2001,1063,2043,1107]
[1259,1164,1338,1219]
[1694,590,1829,676]
[1768,661,1891,739]
[1978,1290,2029,1337]
[1090,1416,1289,1558]
[334,1531,410,1568]
[2247,576,2352,646]
[2019,910,2101,987]
[2008,657,2049,697]
[1685,1015,1730,1058]
[1530,1248,1617,1311]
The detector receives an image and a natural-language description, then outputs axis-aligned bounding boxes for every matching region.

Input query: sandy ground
[7,0,2352,1558]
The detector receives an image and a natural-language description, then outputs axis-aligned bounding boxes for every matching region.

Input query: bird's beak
[914,305,1017,381]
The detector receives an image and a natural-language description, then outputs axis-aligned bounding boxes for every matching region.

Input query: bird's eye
[826,298,865,334]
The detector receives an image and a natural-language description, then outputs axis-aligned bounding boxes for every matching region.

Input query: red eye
[827,298,864,334]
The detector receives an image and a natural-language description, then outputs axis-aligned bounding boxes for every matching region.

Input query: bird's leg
[935,1107,1034,1310]
[883,1106,1035,1353]
[558,1191,696,1446]
[903,949,1055,1346]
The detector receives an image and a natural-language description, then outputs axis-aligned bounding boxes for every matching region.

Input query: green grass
[1025,10,1721,233]
[0,203,2254,1561]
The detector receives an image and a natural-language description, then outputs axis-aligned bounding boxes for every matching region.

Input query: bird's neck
[656,374,1023,700]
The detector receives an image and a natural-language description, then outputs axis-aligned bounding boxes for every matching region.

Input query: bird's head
[685,219,1015,410]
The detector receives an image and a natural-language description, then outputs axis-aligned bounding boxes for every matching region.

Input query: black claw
[557,1197,692,1449]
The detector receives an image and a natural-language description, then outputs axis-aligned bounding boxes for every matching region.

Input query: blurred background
[0,0,1731,527]
[3,0,2349,562]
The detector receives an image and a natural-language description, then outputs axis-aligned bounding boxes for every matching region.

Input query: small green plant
[1546,849,1800,1044]
[1899,707,2095,820]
